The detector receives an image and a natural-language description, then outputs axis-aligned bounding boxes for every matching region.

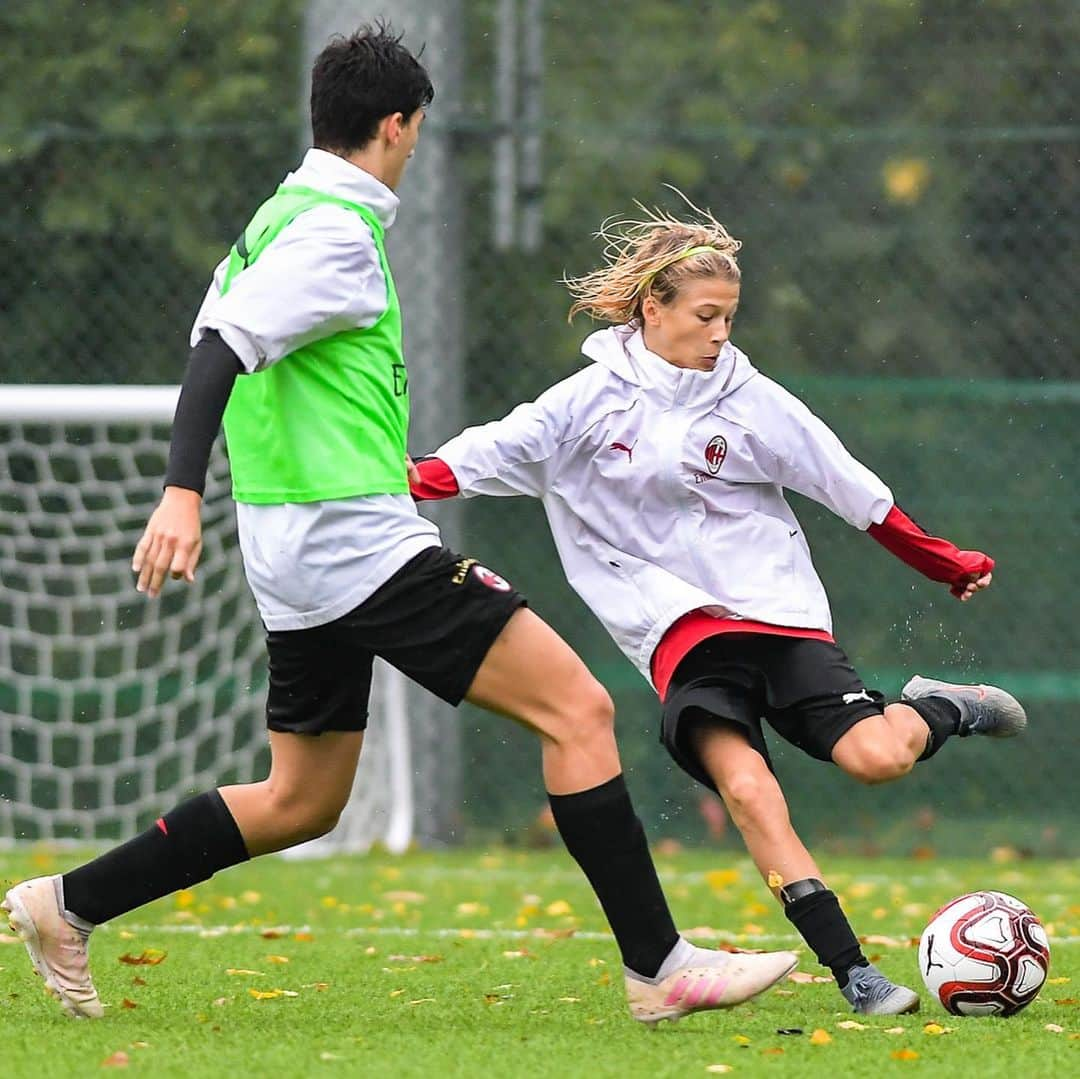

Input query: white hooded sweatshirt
[435,325,893,687]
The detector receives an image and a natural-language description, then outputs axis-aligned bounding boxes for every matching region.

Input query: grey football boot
[840,962,920,1016]
[901,676,1027,738]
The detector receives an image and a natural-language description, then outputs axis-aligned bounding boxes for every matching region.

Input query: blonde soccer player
[2,31,796,1026]
[410,198,1026,1015]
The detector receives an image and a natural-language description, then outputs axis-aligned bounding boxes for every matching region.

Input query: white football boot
[626,942,798,1026]
[2,875,103,1019]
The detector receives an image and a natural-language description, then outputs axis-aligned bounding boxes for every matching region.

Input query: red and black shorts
[264,546,526,735]
[660,634,885,791]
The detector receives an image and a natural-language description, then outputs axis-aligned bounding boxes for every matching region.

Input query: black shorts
[660,634,885,791]
[264,546,527,735]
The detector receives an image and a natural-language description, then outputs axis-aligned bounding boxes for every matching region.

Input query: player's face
[384,108,425,190]
[641,276,740,371]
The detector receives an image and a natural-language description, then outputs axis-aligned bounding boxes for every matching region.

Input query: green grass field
[0,847,1076,1077]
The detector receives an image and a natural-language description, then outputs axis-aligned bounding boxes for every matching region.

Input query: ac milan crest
[473,565,512,592]
[704,435,728,475]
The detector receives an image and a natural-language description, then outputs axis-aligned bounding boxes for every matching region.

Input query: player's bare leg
[692,721,822,887]
[692,719,919,1015]
[467,609,797,1024]
[831,708,926,784]
[219,730,364,855]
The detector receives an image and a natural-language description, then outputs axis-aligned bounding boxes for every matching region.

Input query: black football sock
[61,790,250,926]
[782,878,867,988]
[906,697,963,761]
[548,775,679,978]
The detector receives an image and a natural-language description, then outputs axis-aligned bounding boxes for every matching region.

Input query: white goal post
[0,384,421,853]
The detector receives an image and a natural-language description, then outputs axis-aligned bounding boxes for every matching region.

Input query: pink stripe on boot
[664,975,692,1007]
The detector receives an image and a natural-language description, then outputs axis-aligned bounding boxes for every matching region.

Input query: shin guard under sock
[782,878,867,987]
[548,775,678,978]
[61,790,250,925]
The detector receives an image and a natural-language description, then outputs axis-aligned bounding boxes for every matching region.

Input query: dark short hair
[311,22,434,153]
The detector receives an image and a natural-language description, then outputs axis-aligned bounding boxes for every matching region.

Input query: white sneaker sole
[2,890,102,1019]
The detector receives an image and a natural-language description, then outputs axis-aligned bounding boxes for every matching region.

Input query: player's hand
[132,486,203,597]
[952,571,992,602]
[406,454,420,485]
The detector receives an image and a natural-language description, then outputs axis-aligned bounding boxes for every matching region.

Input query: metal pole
[520,0,544,252]
[302,1,465,847]
[493,0,518,250]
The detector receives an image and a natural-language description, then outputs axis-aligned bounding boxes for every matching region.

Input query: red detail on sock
[156,817,168,836]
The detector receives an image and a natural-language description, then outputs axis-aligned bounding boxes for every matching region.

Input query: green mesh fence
[1,0,1077,853]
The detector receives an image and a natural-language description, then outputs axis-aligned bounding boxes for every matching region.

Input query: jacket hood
[580,324,758,404]
[285,148,400,229]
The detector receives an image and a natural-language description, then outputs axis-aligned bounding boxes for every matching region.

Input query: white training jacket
[435,324,894,687]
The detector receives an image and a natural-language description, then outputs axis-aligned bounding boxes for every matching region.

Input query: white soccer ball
[918,890,1050,1016]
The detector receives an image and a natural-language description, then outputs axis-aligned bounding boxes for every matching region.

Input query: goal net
[0,385,427,853]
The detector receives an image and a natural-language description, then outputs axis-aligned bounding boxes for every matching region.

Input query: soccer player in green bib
[2,24,796,1025]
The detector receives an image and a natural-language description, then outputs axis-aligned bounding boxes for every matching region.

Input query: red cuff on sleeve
[868,505,994,596]
[410,457,460,501]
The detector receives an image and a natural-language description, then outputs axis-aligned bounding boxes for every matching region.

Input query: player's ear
[383,111,405,145]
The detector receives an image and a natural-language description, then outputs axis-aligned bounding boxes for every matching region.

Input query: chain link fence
[2,1,1077,854]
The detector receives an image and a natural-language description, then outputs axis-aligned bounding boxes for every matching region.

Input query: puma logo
[609,440,637,463]
[842,689,873,705]
[924,934,944,974]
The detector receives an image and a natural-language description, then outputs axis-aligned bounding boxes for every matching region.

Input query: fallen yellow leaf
[891,1048,920,1060]
[885,1027,906,1035]
[266,955,290,965]
[225,968,264,977]
[923,1023,951,1036]
[1045,1024,1064,1033]
[809,1028,832,1045]
[733,1034,751,1045]
[248,988,283,1000]
[101,1051,130,1068]
[118,950,166,966]
[705,869,740,891]
[837,1020,866,1030]
[705,1066,733,1075]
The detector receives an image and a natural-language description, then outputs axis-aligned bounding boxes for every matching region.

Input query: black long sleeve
[163,330,245,495]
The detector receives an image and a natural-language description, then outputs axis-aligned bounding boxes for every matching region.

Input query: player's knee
[549,674,614,748]
[265,782,347,842]
[840,742,914,785]
[719,770,782,827]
